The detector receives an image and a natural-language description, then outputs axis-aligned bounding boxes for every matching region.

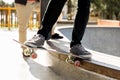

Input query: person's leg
[24,0,67,47]
[15,1,39,49]
[37,0,67,40]
[15,3,31,43]
[70,0,91,59]
[70,0,91,47]
[51,22,63,39]
[41,0,63,39]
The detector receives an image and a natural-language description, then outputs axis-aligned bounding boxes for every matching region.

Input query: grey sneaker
[24,34,45,48]
[70,44,92,59]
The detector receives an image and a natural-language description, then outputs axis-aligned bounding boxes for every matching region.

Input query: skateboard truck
[66,54,81,67]
[23,48,37,59]
[13,39,37,59]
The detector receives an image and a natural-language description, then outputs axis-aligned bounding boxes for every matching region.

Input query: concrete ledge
[48,50,119,80]
[46,51,116,80]
[37,26,120,80]
[45,39,120,80]
[97,19,120,27]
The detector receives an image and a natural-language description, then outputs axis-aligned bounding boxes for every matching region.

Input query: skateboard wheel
[31,53,37,59]
[23,49,31,57]
[74,60,81,67]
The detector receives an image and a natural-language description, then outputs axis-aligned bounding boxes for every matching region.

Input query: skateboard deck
[13,39,69,59]
[46,40,91,67]
[13,39,90,67]
[13,39,40,59]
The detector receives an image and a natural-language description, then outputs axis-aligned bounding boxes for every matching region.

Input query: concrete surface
[0,30,65,80]
[48,53,117,80]
[46,39,120,79]
[58,26,120,57]
[0,29,117,80]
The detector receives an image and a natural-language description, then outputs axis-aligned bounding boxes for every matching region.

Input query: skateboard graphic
[13,39,90,67]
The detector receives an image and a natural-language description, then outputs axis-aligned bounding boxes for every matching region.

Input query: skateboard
[46,40,91,67]
[66,54,88,67]
[13,39,40,59]
[13,39,89,67]
[13,39,69,59]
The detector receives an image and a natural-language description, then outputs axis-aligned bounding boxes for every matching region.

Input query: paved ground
[0,30,64,80]
[0,24,120,80]
[58,26,120,57]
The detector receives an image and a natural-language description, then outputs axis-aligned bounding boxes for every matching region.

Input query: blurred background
[0,0,119,30]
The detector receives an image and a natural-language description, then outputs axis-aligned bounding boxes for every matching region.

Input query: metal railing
[0,7,40,30]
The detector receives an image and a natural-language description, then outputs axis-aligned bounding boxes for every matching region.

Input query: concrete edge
[46,52,117,80]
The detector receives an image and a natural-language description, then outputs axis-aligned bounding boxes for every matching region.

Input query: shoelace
[32,35,41,41]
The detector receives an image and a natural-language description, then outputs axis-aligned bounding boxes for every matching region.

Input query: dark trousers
[38,0,91,47]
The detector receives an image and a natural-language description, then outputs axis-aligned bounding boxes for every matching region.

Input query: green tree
[91,0,103,17]
[104,0,120,20]
[91,0,120,20]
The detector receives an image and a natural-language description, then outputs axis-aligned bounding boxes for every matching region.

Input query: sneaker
[51,33,63,39]
[70,44,92,59]
[24,34,45,48]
